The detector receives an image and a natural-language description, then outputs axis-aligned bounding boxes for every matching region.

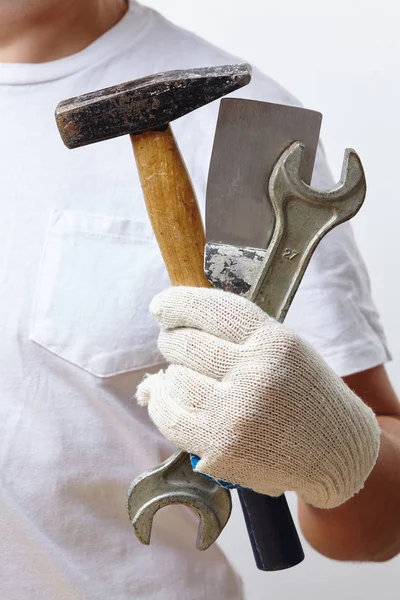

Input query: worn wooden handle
[130,126,211,288]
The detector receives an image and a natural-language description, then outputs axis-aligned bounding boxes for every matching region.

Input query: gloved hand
[137,287,380,509]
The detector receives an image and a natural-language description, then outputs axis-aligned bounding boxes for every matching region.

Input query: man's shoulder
[157,15,300,103]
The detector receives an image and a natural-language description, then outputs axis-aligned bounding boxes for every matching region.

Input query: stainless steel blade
[205,98,322,249]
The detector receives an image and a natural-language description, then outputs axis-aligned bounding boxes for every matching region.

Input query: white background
[143,2,400,598]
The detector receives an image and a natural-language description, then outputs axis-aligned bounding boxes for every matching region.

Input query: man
[0,1,398,599]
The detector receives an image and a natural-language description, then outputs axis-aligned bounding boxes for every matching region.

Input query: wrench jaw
[126,451,232,551]
[271,142,366,219]
[338,148,367,217]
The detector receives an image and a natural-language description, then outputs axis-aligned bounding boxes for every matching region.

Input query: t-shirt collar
[0,1,151,85]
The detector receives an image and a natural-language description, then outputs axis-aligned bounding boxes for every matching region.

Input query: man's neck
[0,0,128,64]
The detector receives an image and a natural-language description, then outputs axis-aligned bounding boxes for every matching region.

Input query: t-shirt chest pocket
[30,210,169,377]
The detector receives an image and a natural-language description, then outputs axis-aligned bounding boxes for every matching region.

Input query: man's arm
[298,365,400,562]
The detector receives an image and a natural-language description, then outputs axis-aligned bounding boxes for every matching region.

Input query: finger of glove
[136,364,222,454]
[150,286,269,343]
[158,327,242,380]
[136,370,166,407]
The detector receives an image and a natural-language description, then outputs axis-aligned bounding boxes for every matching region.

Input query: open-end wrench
[127,141,367,562]
[127,451,231,550]
[204,140,366,569]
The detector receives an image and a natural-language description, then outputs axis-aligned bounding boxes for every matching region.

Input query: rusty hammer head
[55,63,252,149]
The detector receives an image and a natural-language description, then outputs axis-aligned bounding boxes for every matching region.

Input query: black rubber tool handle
[238,489,304,570]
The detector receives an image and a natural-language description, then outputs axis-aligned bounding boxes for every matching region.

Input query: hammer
[55,64,303,570]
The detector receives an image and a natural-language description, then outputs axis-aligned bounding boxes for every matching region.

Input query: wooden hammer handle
[130,126,211,288]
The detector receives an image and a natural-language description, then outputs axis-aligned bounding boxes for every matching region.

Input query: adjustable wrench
[127,141,367,564]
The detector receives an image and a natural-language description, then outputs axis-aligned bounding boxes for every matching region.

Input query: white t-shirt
[0,2,390,599]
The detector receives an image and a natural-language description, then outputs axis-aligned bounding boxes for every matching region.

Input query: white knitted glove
[137,287,380,509]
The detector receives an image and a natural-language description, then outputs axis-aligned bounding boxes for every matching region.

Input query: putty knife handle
[238,490,304,570]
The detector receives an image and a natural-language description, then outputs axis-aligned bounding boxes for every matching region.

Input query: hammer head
[56,63,252,149]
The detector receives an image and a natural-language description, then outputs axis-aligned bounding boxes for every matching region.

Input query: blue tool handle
[238,489,304,571]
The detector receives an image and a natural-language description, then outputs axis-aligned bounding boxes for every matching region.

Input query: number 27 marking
[283,248,299,261]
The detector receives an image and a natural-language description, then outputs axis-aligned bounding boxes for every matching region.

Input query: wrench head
[126,451,232,551]
[269,142,366,218]
[251,141,367,321]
